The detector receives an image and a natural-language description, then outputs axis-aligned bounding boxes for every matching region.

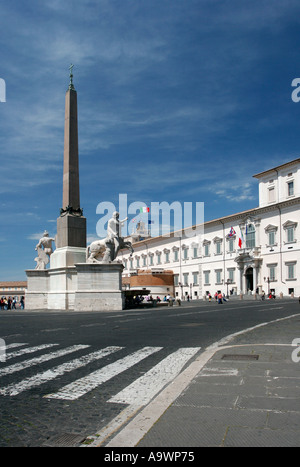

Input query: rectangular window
[183,249,188,260]
[287,227,294,243]
[204,271,210,284]
[228,269,235,282]
[149,256,153,266]
[143,256,146,267]
[183,273,189,286]
[192,272,198,285]
[174,275,179,286]
[215,270,222,284]
[129,259,133,268]
[216,242,221,255]
[288,264,295,279]
[268,231,275,246]
[174,250,178,261]
[204,244,210,256]
[269,266,276,281]
[228,238,234,252]
[157,254,161,265]
[268,187,275,203]
[288,181,294,197]
[165,252,169,263]
[246,225,255,249]
[193,247,198,258]
[136,257,140,268]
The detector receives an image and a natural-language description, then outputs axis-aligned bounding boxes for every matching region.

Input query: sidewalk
[105,312,300,448]
[137,313,300,447]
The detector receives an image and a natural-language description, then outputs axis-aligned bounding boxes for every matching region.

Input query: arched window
[246,224,255,249]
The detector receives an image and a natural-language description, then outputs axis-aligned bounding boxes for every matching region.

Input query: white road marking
[108,347,201,406]
[0,346,122,397]
[5,343,28,350]
[6,343,59,360]
[46,346,163,401]
[0,344,90,377]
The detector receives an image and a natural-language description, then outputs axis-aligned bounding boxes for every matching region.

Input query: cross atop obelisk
[56,65,86,249]
[68,63,75,90]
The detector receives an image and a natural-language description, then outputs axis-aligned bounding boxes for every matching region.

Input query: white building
[120,158,300,299]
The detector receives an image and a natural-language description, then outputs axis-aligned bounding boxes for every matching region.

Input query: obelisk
[56,65,86,249]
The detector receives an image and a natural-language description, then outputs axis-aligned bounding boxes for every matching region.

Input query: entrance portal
[245,267,253,292]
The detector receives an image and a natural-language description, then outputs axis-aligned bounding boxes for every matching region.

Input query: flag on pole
[238,229,245,248]
[228,227,236,237]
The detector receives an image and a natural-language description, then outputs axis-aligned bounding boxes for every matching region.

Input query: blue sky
[1,0,300,280]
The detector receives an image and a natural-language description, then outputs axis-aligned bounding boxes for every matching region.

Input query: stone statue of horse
[86,236,134,263]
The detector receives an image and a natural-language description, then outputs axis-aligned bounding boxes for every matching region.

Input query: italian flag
[140,207,150,213]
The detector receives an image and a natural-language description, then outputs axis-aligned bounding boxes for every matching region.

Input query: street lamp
[178,282,183,300]
[225,279,232,299]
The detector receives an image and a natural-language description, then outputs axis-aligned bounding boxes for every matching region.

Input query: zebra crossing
[0,342,200,406]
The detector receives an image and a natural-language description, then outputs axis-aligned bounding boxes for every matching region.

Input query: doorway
[245,267,253,292]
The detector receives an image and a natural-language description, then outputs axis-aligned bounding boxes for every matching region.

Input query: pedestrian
[12,298,17,309]
[208,293,212,302]
[20,296,24,309]
[218,292,223,304]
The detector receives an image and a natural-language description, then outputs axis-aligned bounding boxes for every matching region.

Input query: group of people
[0,296,24,310]
[207,292,228,304]
[261,291,276,300]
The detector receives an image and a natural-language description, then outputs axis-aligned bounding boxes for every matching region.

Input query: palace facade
[120,159,300,299]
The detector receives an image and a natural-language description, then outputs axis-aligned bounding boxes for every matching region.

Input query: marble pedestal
[25,253,124,311]
[25,269,49,310]
[74,262,124,311]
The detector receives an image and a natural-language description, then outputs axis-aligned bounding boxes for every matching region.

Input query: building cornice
[126,197,300,249]
[252,158,300,179]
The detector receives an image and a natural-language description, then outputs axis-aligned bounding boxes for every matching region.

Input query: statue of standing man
[34,231,56,269]
[106,212,128,261]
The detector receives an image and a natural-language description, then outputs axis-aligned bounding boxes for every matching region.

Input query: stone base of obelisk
[25,255,124,311]
[74,262,124,311]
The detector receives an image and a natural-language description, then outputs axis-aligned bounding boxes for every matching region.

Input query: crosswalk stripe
[45,346,163,401]
[6,344,59,360]
[0,344,90,377]
[0,346,122,397]
[5,343,28,350]
[108,347,201,406]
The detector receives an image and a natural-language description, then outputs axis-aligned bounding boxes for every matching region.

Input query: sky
[1,0,300,280]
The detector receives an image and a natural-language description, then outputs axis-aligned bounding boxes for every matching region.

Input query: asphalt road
[0,297,298,447]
